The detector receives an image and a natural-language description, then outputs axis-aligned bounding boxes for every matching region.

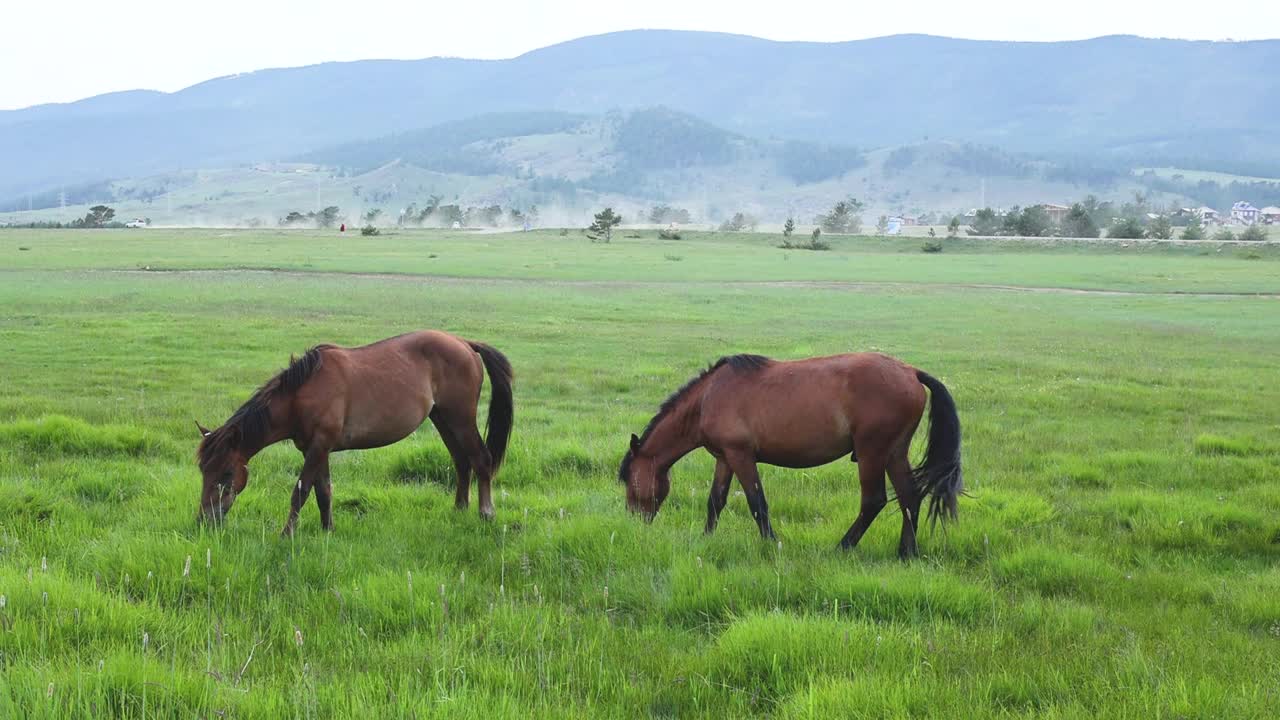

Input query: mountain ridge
[2,30,1277,199]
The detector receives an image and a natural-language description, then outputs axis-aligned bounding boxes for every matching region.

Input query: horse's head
[195,421,249,524]
[620,433,669,522]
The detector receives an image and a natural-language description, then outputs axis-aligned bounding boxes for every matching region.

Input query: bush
[966,208,1001,236]
[815,197,863,234]
[1212,228,1236,242]
[1107,217,1145,239]
[921,240,943,253]
[1060,204,1100,238]
[1179,219,1205,240]
[360,225,380,236]
[658,229,681,240]
[1145,215,1173,240]
[718,212,758,232]
[1239,224,1268,242]
[781,227,829,251]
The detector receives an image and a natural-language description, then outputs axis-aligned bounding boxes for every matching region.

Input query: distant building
[1230,201,1261,225]
[1260,206,1280,225]
[1040,203,1070,224]
[1196,207,1220,224]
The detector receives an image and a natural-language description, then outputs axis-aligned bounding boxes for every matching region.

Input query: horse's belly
[756,440,852,469]
[336,403,430,451]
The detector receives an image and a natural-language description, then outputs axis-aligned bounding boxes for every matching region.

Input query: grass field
[1135,167,1280,185]
[1,228,1278,718]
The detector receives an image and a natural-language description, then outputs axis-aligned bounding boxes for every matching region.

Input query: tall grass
[0,230,1278,717]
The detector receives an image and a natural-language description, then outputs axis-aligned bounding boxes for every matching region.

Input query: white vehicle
[126,218,148,228]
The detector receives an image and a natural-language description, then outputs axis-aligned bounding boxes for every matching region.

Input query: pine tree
[587,208,622,243]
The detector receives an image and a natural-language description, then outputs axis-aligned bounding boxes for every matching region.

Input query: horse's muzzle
[626,503,656,524]
[197,507,226,526]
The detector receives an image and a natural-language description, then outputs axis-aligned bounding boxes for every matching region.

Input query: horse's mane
[618,354,771,482]
[197,346,330,470]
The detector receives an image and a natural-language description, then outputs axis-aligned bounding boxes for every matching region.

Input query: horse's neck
[646,390,703,470]
[233,396,292,461]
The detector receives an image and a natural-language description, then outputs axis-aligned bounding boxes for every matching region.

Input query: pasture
[1,228,1278,718]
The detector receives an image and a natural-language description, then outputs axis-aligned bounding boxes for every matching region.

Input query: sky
[3,0,1278,110]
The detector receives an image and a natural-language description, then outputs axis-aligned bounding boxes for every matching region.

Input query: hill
[1,30,1278,198]
[2,109,1193,227]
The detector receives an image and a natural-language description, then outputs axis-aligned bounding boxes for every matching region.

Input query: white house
[1230,201,1260,225]
[1196,207,1220,224]
[1260,207,1280,225]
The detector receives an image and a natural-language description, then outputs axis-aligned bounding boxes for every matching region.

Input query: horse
[618,352,962,559]
[196,331,513,535]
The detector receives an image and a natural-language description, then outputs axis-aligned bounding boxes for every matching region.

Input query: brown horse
[619,353,961,559]
[196,330,513,535]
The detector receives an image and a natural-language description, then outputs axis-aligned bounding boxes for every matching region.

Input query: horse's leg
[449,418,495,520]
[431,412,473,511]
[838,450,888,551]
[283,449,329,537]
[314,454,334,532]
[724,450,774,540]
[886,452,922,560]
[704,456,734,534]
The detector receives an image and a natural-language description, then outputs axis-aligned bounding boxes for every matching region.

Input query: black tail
[468,341,514,472]
[912,370,963,526]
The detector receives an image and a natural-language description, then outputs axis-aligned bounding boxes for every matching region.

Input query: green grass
[1136,166,1280,184]
[1,229,1279,717]
[3,227,1280,293]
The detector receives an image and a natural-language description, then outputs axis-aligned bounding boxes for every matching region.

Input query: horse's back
[297,330,481,449]
[701,352,926,466]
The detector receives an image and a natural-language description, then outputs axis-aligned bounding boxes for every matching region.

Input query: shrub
[921,240,943,253]
[1238,224,1268,242]
[718,212,758,232]
[1107,217,1145,239]
[815,197,863,234]
[360,225,380,236]
[1212,228,1236,242]
[1179,215,1206,240]
[658,229,681,240]
[781,227,829,251]
[1145,215,1173,240]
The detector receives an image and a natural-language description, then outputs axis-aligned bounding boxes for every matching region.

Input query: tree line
[961,195,1269,241]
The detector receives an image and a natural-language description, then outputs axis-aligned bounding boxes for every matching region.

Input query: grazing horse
[619,353,962,559]
[196,331,513,535]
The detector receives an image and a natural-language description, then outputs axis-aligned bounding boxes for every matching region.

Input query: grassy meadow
[1,228,1278,718]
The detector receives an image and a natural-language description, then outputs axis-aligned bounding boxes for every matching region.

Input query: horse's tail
[912,370,963,526]
[468,341,514,472]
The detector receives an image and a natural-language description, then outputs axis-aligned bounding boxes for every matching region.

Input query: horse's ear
[195,421,212,438]
[630,433,641,454]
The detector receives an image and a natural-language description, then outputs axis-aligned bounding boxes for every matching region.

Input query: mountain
[1,30,1278,199]
[4,107,1203,227]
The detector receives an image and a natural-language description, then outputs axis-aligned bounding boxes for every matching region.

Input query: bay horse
[619,353,961,559]
[196,331,513,535]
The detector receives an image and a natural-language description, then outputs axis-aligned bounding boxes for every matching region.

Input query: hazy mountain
[2,30,1278,199]
[6,107,1211,227]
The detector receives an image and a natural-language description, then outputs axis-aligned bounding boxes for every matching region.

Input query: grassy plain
[1,228,1278,717]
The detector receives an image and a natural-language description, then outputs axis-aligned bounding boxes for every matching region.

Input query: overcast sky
[3,0,1277,110]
